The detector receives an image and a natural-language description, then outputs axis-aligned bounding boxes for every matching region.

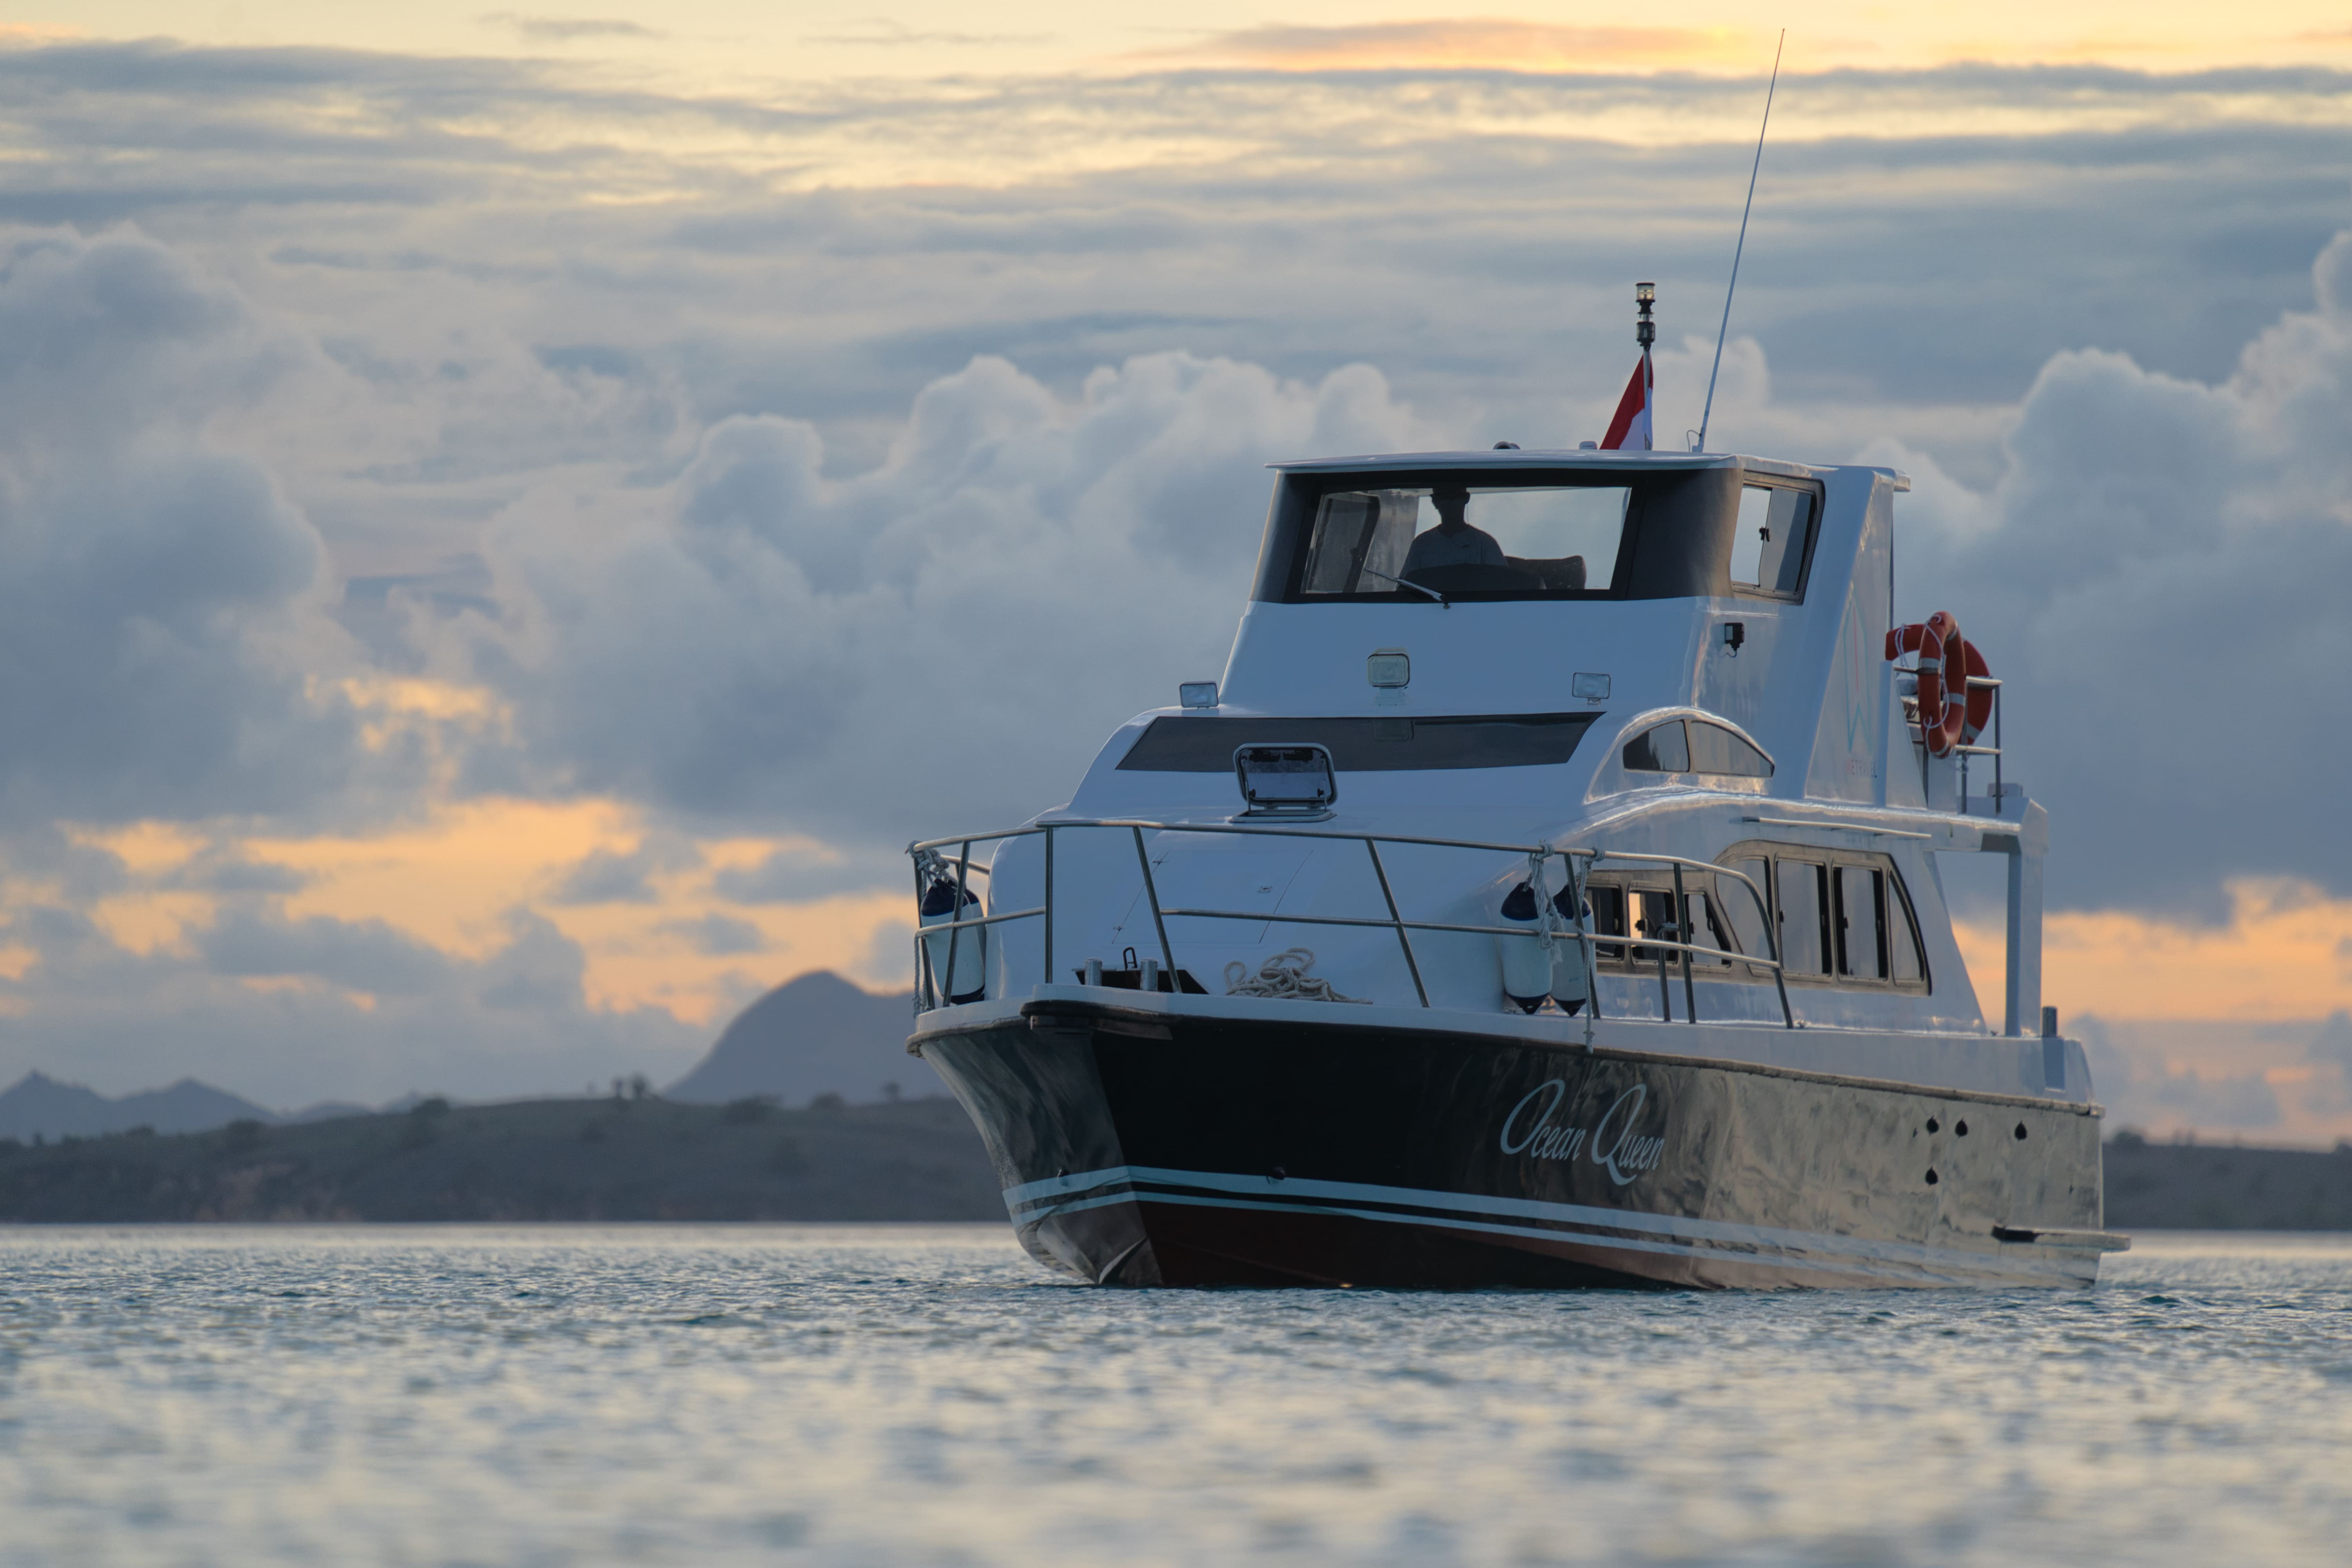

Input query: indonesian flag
[1600,354,1652,451]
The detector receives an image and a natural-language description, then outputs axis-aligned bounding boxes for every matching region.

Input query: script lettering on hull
[1500,1080,1666,1186]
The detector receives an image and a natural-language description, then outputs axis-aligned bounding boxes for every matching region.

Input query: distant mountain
[0,1072,281,1141]
[667,971,919,1106]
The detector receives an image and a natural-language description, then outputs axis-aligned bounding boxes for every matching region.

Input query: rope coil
[1223,948,1366,1004]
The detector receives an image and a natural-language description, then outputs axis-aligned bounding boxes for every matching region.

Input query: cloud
[0,892,701,1105]
[0,228,367,831]
[548,837,699,904]
[711,845,897,904]
[802,21,1047,48]
[481,13,661,44]
[200,909,455,997]
[474,908,590,1009]
[461,350,1430,841]
[1876,226,2352,909]
[2079,1016,2283,1130]
[0,40,2347,1108]
[659,913,766,956]
[2308,1011,2352,1113]
[1140,20,1761,73]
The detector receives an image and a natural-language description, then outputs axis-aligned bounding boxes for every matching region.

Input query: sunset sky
[1,2,2348,1137]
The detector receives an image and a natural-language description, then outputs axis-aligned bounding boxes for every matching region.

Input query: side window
[1688,721,1772,778]
[1729,486,1772,586]
[1889,877,1928,986]
[1715,842,1932,990]
[1632,888,1678,963]
[1729,483,1817,596]
[1622,720,1689,773]
[1584,878,1730,971]
[1719,857,1773,972]
[1834,865,1887,980]
[1776,858,1830,976]
[1684,890,1733,964]
[1589,882,1629,962]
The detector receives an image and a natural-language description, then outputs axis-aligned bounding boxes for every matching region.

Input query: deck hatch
[1118,712,1600,772]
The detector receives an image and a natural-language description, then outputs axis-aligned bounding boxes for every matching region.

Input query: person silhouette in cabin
[1401,485,1505,581]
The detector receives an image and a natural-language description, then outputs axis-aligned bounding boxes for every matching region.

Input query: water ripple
[0,1226,2343,1565]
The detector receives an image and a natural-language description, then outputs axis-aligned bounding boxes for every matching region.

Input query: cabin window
[1299,484,1630,598]
[1777,859,1831,976]
[1262,466,1822,605]
[1728,483,1816,596]
[1582,877,1733,973]
[1622,720,1689,773]
[1719,856,1775,975]
[1622,718,1771,779]
[1710,841,1931,991]
[1686,720,1772,777]
[1586,851,1925,991]
[1891,887,1926,984]
[1589,883,1629,962]
[1119,712,1599,772]
[1835,865,1886,980]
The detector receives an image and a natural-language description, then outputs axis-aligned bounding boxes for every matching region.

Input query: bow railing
[907,819,1794,1039]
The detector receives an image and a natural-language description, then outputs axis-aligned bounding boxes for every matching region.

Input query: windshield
[1298,485,1632,599]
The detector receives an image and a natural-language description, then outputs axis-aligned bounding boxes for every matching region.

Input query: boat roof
[1269,449,1909,490]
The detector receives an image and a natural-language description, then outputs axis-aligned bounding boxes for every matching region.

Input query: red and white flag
[1600,354,1652,451]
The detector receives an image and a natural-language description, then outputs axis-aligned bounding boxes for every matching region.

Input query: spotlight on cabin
[1179,681,1220,709]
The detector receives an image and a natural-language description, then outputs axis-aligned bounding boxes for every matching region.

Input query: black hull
[912,999,2117,1290]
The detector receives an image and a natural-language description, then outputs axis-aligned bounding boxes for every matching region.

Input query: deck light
[1366,650,1410,689]
[1179,681,1220,709]
[1571,671,1611,701]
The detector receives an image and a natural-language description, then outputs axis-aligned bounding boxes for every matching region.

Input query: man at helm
[1400,485,1505,580]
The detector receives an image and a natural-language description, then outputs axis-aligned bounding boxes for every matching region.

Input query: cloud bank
[1887,230,2352,907]
[0,37,2346,1119]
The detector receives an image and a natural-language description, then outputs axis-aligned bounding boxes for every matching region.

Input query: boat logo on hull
[1500,1080,1666,1186]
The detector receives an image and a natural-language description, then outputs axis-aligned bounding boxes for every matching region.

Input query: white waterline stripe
[1035,1189,2067,1287]
[1003,1164,1969,1269]
[1023,1187,1927,1280]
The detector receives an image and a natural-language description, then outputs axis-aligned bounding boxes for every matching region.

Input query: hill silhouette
[667,971,917,1105]
[0,1072,282,1142]
[0,1094,998,1221]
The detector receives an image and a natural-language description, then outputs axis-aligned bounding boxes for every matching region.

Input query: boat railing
[1896,664,2006,815]
[906,819,1795,1040]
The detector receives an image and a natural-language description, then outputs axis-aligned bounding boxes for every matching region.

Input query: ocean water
[0,1227,2345,1567]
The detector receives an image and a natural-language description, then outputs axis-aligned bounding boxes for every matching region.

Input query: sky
[0,2,2348,1138]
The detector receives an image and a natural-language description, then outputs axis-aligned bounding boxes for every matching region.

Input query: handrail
[1894,661,2005,812]
[910,818,1794,1031]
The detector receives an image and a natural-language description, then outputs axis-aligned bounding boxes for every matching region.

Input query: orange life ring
[1883,612,1990,758]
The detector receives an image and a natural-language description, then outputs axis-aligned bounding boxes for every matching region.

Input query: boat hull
[913,998,2116,1290]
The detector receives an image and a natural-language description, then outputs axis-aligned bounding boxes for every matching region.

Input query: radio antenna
[1696,29,1784,454]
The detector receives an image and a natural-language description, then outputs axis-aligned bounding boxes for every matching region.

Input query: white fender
[1550,885,1591,1014]
[1495,881,1548,1014]
[920,874,986,1004]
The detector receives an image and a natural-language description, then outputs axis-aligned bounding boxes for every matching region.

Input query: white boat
[902,418,2125,1288]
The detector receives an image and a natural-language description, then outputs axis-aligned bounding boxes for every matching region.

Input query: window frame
[1581,869,1742,978]
[1254,465,1775,605]
[1724,475,1823,604]
[1584,841,1933,993]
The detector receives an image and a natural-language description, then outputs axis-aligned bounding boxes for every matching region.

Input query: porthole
[1956,1120,1969,1137]
[2014,1123,2029,1141]
[1926,1117,1940,1134]
[1925,1169,1940,1186]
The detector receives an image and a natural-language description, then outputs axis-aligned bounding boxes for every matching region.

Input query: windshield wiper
[1357,567,1450,608]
